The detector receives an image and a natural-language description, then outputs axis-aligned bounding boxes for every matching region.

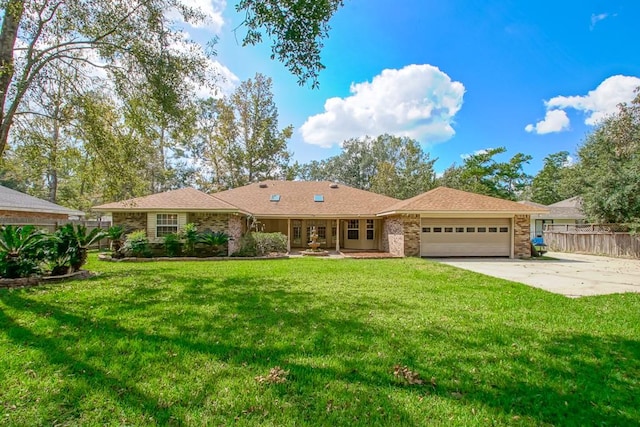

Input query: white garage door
[420,218,511,257]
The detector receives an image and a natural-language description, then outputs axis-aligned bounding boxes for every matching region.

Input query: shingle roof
[379,187,548,215]
[214,180,400,217]
[546,196,585,219]
[0,185,85,217]
[93,187,240,212]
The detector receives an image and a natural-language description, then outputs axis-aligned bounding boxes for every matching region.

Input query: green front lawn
[1,256,638,426]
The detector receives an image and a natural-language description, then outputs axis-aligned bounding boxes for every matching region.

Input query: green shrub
[163,233,182,257]
[199,231,230,256]
[123,231,151,258]
[181,223,198,255]
[252,232,288,256]
[232,233,257,257]
[55,224,107,271]
[107,225,125,257]
[0,225,51,278]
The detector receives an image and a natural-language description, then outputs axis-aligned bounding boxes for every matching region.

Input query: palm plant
[0,225,51,278]
[107,225,125,257]
[181,223,199,256]
[55,224,107,271]
[199,231,230,256]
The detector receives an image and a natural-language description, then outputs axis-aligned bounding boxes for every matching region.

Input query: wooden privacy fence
[0,217,112,249]
[543,224,640,259]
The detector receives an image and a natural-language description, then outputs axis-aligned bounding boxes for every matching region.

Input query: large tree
[530,151,579,205]
[194,73,293,190]
[297,134,437,199]
[0,0,344,160]
[437,147,532,201]
[236,0,344,88]
[577,91,640,223]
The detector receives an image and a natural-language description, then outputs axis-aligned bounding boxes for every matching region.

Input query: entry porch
[254,217,384,252]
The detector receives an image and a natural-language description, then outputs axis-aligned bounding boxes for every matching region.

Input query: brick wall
[514,215,531,258]
[228,215,244,255]
[113,212,147,233]
[188,213,230,233]
[0,210,68,220]
[402,214,421,257]
[382,216,404,256]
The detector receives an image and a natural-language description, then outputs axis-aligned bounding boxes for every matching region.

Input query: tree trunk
[0,0,25,158]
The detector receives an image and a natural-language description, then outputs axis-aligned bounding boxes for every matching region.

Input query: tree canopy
[297,134,437,199]
[577,91,640,224]
[436,147,532,201]
[193,73,293,191]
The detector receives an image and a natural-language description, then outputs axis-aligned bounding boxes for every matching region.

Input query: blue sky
[186,0,640,175]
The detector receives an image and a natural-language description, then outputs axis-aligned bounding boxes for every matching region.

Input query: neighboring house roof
[0,185,85,217]
[546,196,585,219]
[379,187,548,216]
[93,187,241,212]
[521,197,585,220]
[214,180,400,218]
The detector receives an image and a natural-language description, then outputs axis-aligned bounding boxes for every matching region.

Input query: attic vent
[259,182,268,188]
[329,183,339,188]
[270,194,281,202]
[314,194,324,202]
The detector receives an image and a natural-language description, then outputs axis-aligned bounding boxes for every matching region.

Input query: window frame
[156,213,178,238]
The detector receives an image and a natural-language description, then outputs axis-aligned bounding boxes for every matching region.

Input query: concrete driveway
[437,252,640,297]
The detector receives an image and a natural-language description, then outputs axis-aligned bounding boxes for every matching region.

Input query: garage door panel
[420,218,511,257]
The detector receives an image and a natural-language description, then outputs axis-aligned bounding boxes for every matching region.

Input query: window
[332,226,337,238]
[488,227,498,233]
[456,227,464,233]
[366,219,374,240]
[314,194,324,202]
[157,214,178,237]
[422,227,431,233]
[317,226,327,239]
[477,227,487,232]
[347,219,359,240]
[444,227,453,233]
[433,227,442,233]
[466,227,475,233]
[270,194,281,202]
[499,227,509,233]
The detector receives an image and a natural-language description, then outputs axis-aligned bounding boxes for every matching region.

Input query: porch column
[287,218,291,253]
[335,219,340,252]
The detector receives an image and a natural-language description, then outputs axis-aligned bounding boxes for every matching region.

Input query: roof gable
[93,187,239,211]
[0,185,85,217]
[380,187,548,215]
[214,180,400,217]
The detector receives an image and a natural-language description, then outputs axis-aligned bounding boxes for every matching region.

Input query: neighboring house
[521,196,586,238]
[0,185,85,221]
[93,182,547,258]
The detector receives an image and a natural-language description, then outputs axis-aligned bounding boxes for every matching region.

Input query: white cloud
[167,33,239,99]
[525,109,570,134]
[526,75,640,135]
[590,13,613,30]
[590,13,608,28]
[300,64,465,148]
[460,148,494,160]
[545,75,640,125]
[171,0,226,33]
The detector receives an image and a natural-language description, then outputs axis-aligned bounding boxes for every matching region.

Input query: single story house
[521,196,586,238]
[93,181,546,258]
[0,184,85,222]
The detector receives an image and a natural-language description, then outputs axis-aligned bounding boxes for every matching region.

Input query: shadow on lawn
[0,278,419,424]
[1,271,639,425]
